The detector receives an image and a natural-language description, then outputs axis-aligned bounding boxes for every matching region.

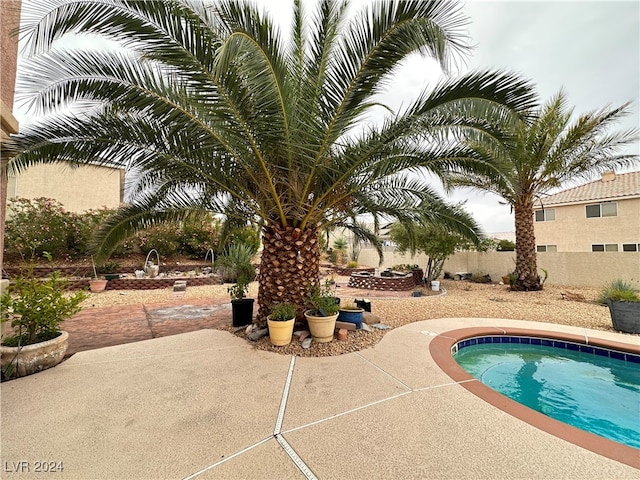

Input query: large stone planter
[304,310,339,343]
[607,300,640,334]
[1,331,69,377]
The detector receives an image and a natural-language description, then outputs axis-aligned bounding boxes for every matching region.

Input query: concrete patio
[1,317,638,479]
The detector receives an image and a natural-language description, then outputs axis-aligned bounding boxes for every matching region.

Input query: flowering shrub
[3,197,225,262]
[4,198,79,262]
[179,216,221,258]
[136,224,181,258]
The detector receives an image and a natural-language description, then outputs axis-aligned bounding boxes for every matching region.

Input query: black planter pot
[231,298,255,327]
[607,300,640,334]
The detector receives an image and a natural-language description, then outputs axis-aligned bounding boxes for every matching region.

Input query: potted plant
[597,279,640,334]
[267,302,297,346]
[228,276,254,327]
[304,280,340,342]
[89,256,108,292]
[1,271,87,378]
[337,303,364,329]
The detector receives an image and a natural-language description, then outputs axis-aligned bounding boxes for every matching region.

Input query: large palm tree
[6,0,537,320]
[444,90,638,291]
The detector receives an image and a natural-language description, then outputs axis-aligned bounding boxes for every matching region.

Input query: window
[537,245,557,252]
[592,244,618,252]
[535,208,555,222]
[623,244,639,252]
[586,202,617,218]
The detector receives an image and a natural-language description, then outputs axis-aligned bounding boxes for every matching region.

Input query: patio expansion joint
[272,355,319,480]
[355,351,413,391]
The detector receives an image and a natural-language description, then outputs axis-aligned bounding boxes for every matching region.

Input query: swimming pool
[452,336,640,449]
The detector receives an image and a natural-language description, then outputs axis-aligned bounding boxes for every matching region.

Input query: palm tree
[6,0,537,320]
[444,90,638,291]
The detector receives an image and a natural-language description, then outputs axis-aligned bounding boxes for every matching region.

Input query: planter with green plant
[597,279,640,334]
[267,302,296,346]
[304,280,340,342]
[1,271,87,378]
[228,277,254,327]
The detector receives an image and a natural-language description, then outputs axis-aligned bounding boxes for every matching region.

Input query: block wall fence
[357,247,639,289]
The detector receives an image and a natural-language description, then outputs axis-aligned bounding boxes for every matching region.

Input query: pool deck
[1,314,638,478]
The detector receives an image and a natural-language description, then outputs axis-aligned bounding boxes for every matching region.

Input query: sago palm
[7,0,537,320]
[444,90,638,290]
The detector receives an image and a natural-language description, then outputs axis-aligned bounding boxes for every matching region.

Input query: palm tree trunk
[513,198,542,291]
[257,223,320,324]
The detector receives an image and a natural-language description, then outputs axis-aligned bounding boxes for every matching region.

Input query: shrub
[4,197,78,262]
[178,216,221,258]
[597,279,640,304]
[1,271,87,347]
[136,224,181,257]
[496,239,516,251]
[346,260,358,268]
[269,302,296,321]
[215,243,256,283]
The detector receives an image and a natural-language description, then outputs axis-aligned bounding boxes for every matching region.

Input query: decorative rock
[293,330,309,337]
[334,320,356,331]
[245,324,255,335]
[301,337,312,349]
[247,327,269,341]
[337,328,348,341]
[360,322,372,332]
[362,313,382,324]
[372,323,391,330]
[173,280,187,292]
[298,331,310,342]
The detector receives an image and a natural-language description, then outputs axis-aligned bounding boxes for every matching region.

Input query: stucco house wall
[533,171,640,253]
[7,163,124,213]
[534,197,640,252]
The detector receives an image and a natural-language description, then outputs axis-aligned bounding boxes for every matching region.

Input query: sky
[14,0,640,234]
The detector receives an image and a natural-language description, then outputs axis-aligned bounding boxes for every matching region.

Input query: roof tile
[540,171,640,206]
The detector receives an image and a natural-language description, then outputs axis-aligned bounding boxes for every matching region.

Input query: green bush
[269,302,296,321]
[346,260,358,268]
[4,197,78,262]
[215,243,256,283]
[1,271,87,347]
[136,224,181,257]
[3,198,225,263]
[597,279,640,304]
[496,239,516,251]
[178,216,221,258]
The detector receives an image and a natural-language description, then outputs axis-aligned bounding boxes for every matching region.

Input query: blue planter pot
[338,309,364,329]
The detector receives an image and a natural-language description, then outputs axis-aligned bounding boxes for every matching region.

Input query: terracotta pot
[1,331,69,377]
[267,316,295,346]
[304,310,339,343]
[89,279,108,292]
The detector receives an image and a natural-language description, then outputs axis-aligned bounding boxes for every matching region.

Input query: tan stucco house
[6,163,125,213]
[533,171,640,253]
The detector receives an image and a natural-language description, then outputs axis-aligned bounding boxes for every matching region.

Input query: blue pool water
[453,337,640,449]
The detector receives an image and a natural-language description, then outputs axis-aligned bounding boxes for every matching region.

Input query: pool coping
[429,327,640,470]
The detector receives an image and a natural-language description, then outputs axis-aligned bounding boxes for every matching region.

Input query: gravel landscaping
[79,278,627,357]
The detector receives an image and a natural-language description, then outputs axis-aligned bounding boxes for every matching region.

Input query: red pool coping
[429,327,640,470]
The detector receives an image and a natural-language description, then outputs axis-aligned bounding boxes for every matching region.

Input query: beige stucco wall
[7,163,124,213]
[442,250,639,289]
[356,247,639,289]
[534,197,640,252]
